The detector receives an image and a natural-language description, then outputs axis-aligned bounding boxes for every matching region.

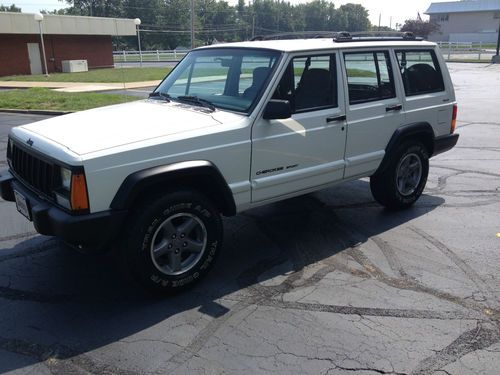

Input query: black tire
[370,142,429,210]
[120,190,223,294]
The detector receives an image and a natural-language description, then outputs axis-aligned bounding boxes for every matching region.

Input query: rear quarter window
[396,50,445,96]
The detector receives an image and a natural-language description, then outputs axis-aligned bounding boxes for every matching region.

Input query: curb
[0,109,71,116]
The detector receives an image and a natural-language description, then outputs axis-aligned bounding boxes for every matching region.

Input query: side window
[344,51,396,105]
[396,50,445,96]
[272,54,337,112]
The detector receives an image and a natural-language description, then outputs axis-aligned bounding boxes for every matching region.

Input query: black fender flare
[375,122,435,175]
[110,160,236,216]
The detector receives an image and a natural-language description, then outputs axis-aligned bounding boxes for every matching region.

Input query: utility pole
[190,0,195,49]
[378,13,381,31]
[252,14,255,38]
[493,21,500,63]
[277,0,280,32]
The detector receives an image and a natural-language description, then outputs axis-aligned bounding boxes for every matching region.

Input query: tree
[0,4,21,12]
[334,4,370,32]
[301,0,335,31]
[401,19,440,39]
[61,0,124,17]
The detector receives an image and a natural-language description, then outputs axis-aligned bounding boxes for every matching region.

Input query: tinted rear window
[396,50,445,96]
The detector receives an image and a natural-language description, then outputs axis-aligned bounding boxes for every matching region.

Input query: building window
[438,14,449,22]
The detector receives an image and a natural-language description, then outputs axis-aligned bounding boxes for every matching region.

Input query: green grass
[0,88,139,111]
[346,68,377,78]
[0,67,171,83]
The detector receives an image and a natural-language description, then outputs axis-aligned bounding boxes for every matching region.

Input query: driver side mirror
[263,100,291,120]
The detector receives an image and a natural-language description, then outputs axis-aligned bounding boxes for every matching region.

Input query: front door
[27,43,42,75]
[251,53,347,203]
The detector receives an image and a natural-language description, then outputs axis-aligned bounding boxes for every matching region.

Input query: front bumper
[1,170,127,250]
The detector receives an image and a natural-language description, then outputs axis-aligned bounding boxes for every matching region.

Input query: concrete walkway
[0,80,161,93]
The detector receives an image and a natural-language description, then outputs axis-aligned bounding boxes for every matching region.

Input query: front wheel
[370,142,429,210]
[121,190,223,294]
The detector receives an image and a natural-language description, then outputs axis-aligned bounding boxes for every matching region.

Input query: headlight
[60,167,72,190]
[55,167,89,212]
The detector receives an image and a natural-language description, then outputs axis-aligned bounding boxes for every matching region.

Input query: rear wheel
[370,142,429,210]
[121,190,223,294]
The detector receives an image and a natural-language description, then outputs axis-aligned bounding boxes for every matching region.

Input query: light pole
[190,0,195,49]
[134,18,142,67]
[34,13,49,77]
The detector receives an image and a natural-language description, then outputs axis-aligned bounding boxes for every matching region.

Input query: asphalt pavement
[0,63,499,374]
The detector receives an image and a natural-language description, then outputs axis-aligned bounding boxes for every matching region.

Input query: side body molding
[110,160,236,216]
[375,122,435,175]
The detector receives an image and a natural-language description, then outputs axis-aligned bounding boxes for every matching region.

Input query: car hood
[18,100,229,155]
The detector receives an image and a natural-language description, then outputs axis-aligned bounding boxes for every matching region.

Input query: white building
[425,0,500,42]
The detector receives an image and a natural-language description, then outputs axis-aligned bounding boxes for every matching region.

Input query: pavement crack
[0,336,139,375]
[0,231,38,244]
[0,238,58,263]
[258,299,477,320]
[410,322,500,374]
[0,285,72,303]
[409,226,497,307]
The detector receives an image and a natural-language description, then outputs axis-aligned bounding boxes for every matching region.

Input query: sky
[1,0,448,27]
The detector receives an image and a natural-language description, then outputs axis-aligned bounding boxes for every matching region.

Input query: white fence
[114,43,498,65]
[437,42,497,61]
[113,49,190,63]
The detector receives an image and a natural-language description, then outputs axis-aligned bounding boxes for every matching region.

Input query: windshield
[154,48,281,113]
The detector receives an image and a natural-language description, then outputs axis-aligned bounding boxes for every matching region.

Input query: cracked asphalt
[0,62,499,374]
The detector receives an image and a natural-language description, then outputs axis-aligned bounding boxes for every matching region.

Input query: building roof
[0,12,136,36]
[425,0,500,14]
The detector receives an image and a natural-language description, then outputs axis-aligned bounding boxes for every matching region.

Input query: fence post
[448,42,451,60]
[122,50,126,62]
[157,50,160,61]
[174,49,177,60]
[478,42,482,60]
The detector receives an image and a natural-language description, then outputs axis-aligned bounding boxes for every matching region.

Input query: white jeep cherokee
[0,32,459,293]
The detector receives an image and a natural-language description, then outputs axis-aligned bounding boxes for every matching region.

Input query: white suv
[0,32,459,293]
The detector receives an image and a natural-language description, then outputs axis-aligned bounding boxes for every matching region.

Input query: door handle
[326,115,346,123]
[386,104,402,112]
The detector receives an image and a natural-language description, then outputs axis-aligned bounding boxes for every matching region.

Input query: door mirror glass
[263,99,291,120]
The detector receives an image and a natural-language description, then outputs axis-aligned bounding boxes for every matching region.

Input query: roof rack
[250,31,423,43]
[250,31,351,41]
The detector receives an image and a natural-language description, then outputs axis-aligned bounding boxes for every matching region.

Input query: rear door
[341,49,405,178]
[251,52,347,203]
[394,48,453,137]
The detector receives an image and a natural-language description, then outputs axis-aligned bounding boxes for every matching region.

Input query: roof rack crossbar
[250,31,424,43]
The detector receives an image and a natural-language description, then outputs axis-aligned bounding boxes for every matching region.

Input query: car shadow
[0,179,445,373]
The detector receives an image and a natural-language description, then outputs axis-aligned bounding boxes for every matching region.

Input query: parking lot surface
[0,63,499,374]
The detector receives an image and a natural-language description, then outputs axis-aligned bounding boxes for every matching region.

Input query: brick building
[0,12,137,76]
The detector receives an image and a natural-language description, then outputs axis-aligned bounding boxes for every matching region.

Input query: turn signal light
[451,104,458,134]
[70,173,89,211]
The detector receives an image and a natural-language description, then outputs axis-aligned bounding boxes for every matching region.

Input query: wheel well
[110,161,237,216]
[138,175,235,216]
[375,122,435,175]
[401,132,434,156]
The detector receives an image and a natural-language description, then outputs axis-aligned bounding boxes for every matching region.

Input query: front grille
[9,143,55,196]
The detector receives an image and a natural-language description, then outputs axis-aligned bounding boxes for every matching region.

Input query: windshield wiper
[176,95,216,111]
[149,91,171,102]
